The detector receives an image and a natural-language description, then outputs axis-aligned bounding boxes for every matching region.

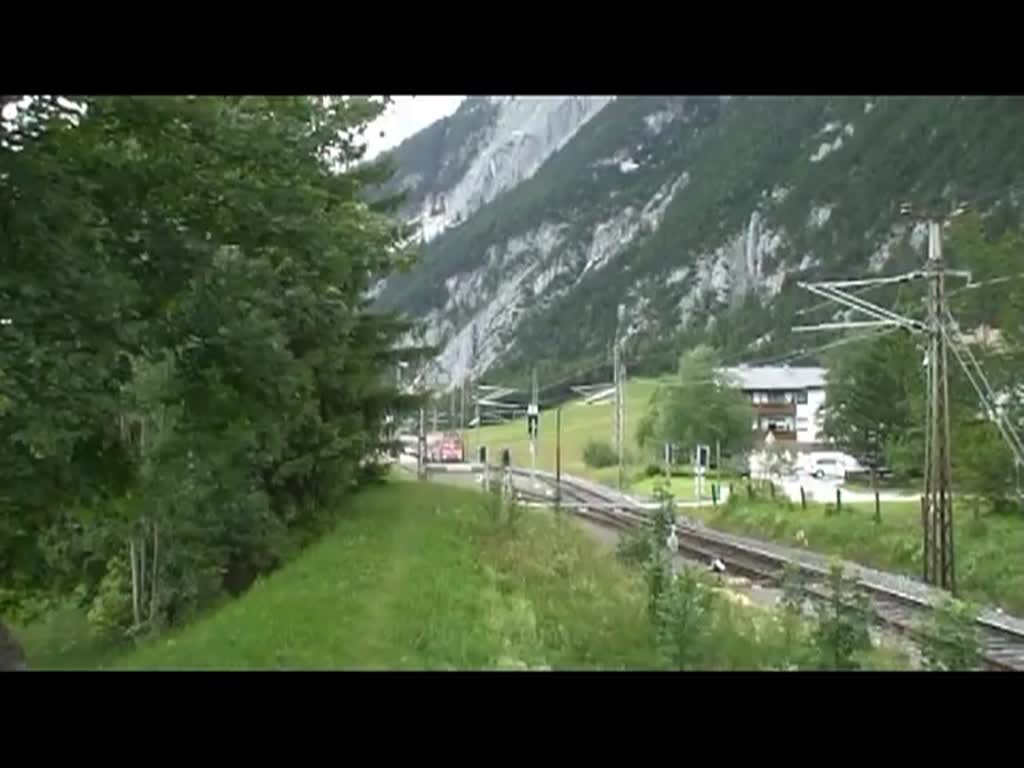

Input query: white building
[719,365,828,445]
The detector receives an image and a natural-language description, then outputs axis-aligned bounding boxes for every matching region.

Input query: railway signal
[695,443,710,500]
[527,403,539,438]
[529,369,539,487]
[479,445,489,490]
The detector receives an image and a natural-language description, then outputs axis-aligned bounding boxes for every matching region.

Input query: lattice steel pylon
[922,221,955,592]
[790,217,969,593]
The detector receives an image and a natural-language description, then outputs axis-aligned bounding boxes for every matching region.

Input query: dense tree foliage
[637,346,753,461]
[822,330,923,472]
[821,212,1024,509]
[1,96,420,642]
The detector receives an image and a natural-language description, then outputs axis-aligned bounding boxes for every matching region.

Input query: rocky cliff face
[379,96,613,242]
[376,96,1024,387]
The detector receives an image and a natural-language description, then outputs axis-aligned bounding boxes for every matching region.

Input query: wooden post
[836,487,842,512]
[921,496,930,582]
[800,486,807,509]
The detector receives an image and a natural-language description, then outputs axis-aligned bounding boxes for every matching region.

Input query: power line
[946,272,1024,303]
[722,325,903,369]
[787,219,959,591]
[942,317,1024,467]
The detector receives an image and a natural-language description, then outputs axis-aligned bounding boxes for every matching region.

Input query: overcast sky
[363,96,465,159]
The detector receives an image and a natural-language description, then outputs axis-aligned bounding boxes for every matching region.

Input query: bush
[86,554,134,640]
[918,596,982,671]
[582,439,618,469]
[615,527,656,568]
[811,563,873,670]
[654,568,717,667]
[644,463,664,478]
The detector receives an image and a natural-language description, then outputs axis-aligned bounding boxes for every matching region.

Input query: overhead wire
[942,325,1024,468]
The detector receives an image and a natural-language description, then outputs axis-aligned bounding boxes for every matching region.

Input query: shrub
[918,596,982,671]
[811,563,873,670]
[582,439,618,469]
[86,554,134,640]
[654,568,717,668]
[615,527,656,568]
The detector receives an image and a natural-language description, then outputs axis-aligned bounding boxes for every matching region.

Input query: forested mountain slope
[376,96,1024,385]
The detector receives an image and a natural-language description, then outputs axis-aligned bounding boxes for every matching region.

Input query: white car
[799,452,864,480]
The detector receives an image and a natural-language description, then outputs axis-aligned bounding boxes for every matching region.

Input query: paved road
[772,473,920,505]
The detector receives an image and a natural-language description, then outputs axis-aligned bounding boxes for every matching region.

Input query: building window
[796,390,808,404]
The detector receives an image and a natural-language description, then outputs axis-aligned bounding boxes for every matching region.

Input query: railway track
[492,464,1024,671]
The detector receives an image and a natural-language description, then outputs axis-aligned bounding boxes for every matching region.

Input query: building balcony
[752,401,796,417]
[755,429,798,444]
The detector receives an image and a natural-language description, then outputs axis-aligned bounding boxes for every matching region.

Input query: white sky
[363,96,465,159]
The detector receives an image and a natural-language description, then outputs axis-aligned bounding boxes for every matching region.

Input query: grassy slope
[111,482,661,670]
[17,477,913,671]
[465,377,666,487]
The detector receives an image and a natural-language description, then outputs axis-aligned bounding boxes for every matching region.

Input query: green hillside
[16,478,919,670]
[462,377,719,499]
[110,482,662,670]
[465,378,660,482]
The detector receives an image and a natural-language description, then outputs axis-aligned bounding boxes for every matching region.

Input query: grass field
[464,377,662,480]
[15,477,917,670]
[688,495,1024,616]
[463,377,715,494]
[13,603,132,670]
[107,482,663,670]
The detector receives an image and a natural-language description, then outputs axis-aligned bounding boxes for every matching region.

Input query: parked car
[798,451,865,480]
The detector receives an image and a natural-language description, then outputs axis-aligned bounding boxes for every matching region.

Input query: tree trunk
[872,466,881,524]
[149,522,159,624]
[0,619,28,671]
[138,527,146,616]
[129,538,141,628]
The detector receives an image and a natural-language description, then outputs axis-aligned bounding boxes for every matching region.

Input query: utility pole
[449,384,455,433]
[474,386,481,455]
[555,406,562,513]
[460,377,466,437]
[614,304,627,491]
[417,407,426,480]
[923,220,956,592]
[614,348,622,493]
[789,208,974,593]
[612,341,619,450]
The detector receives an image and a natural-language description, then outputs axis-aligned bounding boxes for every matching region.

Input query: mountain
[377,96,614,242]
[375,96,1024,387]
